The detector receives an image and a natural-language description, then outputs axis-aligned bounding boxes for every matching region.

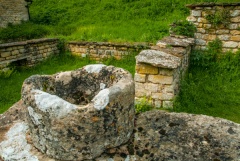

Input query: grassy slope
[29,0,239,43]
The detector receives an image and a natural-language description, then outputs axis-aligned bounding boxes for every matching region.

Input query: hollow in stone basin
[21,64,135,160]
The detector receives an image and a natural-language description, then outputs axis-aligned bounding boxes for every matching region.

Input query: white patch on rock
[100,83,106,90]
[84,64,106,73]
[0,122,39,161]
[28,106,42,125]
[55,71,72,85]
[92,88,110,110]
[33,90,77,118]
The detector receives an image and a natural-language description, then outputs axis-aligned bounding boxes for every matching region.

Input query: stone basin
[21,64,135,160]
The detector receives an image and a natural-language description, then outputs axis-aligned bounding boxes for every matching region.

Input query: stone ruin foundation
[135,36,194,108]
[21,64,135,160]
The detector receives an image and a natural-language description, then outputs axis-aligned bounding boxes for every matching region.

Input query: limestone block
[154,100,162,108]
[195,33,202,39]
[198,18,208,23]
[6,56,16,60]
[195,39,206,46]
[136,50,181,69]
[230,30,240,35]
[203,24,211,29]
[134,73,146,83]
[197,28,206,33]
[231,10,240,17]
[223,41,239,48]
[229,24,238,29]
[135,83,150,97]
[159,68,173,76]
[148,75,173,85]
[11,50,19,56]
[136,63,158,74]
[218,35,230,41]
[162,101,173,108]
[144,83,159,93]
[231,16,240,23]
[187,16,197,22]
[207,35,217,41]
[216,30,230,34]
[230,36,240,41]
[192,10,201,17]
[151,92,163,99]
[21,65,135,160]
[1,52,11,58]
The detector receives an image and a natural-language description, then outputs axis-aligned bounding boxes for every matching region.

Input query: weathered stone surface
[231,16,240,23]
[231,10,240,17]
[223,41,239,48]
[136,50,181,69]
[21,64,135,160]
[0,100,27,127]
[134,73,146,83]
[131,110,240,160]
[192,10,202,17]
[156,37,194,48]
[148,75,173,84]
[1,109,240,160]
[135,63,158,74]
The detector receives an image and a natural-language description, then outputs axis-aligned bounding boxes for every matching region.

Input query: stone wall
[186,3,240,52]
[135,36,194,108]
[67,41,151,61]
[0,0,30,28]
[0,38,59,70]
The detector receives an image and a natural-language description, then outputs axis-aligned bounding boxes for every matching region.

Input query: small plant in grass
[205,8,230,28]
[170,20,197,37]
[135,97,153,114]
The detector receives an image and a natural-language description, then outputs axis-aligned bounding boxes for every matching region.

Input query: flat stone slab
[136,49,181,69]
[157,36,195,48]
[1,110,240,160]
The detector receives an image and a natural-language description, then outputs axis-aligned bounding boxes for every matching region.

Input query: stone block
[163,101,173,108]
[218,35,230,41]
[21,65,135,160]
[230,30,240,35]
[230,10,240,17]
[135,82,150,97]
[136,63,158,75]
[195,39,206,46]
[11,50,19,56]
[197,28,206,34]
[198,18,208,23]
[148,75,173,85]
[229,24,238,29]
[192,10,201,17]
[223,41,239,48]
[203,24,211,29]
[216,30,230,34]
[231,16,240,23]
[152,93,163,99]
[144,83,159,93]
[1,52,11,58]
[154,100,162,108]
[159,68,173,76]
[230,36,240,41]
[134,73,146,83]
[207,35,217,41]
[187,16,197,22]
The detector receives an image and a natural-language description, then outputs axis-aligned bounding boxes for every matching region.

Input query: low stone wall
[0,0,30,28]
[0,38,59,70]
[187,3,240,52]
[67,41,151,60]
[135,36,194,108]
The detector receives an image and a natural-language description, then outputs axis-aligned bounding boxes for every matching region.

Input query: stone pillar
[135,36,194,108]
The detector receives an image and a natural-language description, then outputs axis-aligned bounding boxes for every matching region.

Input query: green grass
[1,0,239,43]
[0,52,137,113]
[173,50,240,123]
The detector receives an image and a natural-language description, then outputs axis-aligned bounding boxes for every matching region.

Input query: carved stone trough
[21,64,135,160]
